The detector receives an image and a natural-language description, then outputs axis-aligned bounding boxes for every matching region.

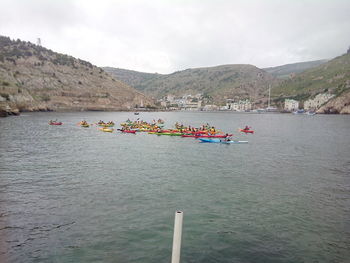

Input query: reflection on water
[0,111,350,262]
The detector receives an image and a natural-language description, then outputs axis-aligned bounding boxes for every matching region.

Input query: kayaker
[244,125,250,131]
[224,133,231,141]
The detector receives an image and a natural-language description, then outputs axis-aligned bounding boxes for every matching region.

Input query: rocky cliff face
[0,36,153,116]
[318,81,350,114]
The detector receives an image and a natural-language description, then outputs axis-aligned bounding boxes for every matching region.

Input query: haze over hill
[0,36,152,116]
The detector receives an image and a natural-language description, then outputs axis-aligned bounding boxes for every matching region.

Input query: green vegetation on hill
[103,67,161,88]
[263,60,328,79]
[272,53,350,99]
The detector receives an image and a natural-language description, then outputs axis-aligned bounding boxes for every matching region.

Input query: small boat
[306,111,316,116]
[239,129,254,134]
[134,112,139,115]
[100,123,115,127]
[49,121,62,125]
[196,134,233,138]
[181,134,198,137]
[293,109,305,114]
[99,127,114,132]
[198,138,248,144]
[198,138,221,143]
[81,124,90,128]
[121,130,136,134]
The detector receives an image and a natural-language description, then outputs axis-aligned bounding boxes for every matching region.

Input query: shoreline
[1,108,348,118]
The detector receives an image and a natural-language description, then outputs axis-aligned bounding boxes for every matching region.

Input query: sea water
[0,111,349,262]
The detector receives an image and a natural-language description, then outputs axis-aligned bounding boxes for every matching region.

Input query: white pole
[171,210,183,263]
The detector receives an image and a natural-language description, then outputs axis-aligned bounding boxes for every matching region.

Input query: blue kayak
[199,138,221,143]
[199,138,248,144]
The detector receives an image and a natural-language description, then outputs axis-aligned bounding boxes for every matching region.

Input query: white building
[226,99,235,110]
[203,104,218,111]
[284,99,299,111]
[226,99,251,111]
[160,101,169,107]
[166,94,175,103]
[239,99,252,111]
[182,100,202,110]
[304,93,335,110]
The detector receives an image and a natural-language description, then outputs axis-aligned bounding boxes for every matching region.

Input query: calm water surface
[0,111,349,263]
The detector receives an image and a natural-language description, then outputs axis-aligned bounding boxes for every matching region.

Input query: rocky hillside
[103,67,161,90]
[317,89,350,114]
[272,51,350,113]
[104,65,278,106]
[264,59,328,79]
[0,36,152,116]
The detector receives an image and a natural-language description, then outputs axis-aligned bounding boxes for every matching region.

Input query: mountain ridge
[263,59,329,79]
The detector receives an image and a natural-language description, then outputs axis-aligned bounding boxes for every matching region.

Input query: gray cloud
[1,0,349,73]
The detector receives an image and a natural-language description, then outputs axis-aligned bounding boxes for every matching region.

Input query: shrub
[40,94,50,102]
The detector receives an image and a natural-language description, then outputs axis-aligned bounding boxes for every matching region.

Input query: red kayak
[49,121,62,125]
[121,130,136,134]
[196,134,233,138]
[240,129,254,134]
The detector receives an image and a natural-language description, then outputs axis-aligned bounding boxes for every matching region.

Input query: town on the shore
[157,92,334,113]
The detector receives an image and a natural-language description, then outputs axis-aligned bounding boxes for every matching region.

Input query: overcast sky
[1,0,350,74]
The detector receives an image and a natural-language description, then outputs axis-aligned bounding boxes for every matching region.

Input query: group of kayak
[120,120,254,144]
[49,118,254,144]
[120,119,165,131]
[97,120,115,127]
[75,120,140,133]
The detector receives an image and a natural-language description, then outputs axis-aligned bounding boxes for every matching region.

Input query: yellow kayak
[98,123,115,127]
[99,127,114,133]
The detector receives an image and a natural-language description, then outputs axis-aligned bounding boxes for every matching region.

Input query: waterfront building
[182,100,202,110]
[226,99,235,110]
[239,99,252,111]
[284,99,299,111]
[160,101,169,108]
[166,94,175,103]
[203,104,218,111]
[226,99,251,111]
